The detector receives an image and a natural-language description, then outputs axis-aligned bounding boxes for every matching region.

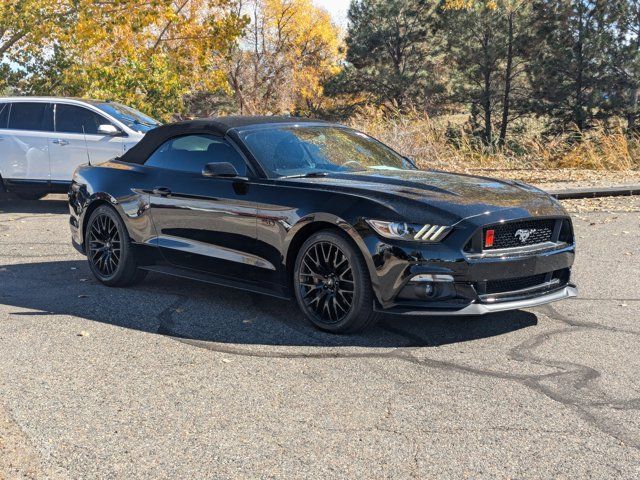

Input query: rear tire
[85,205,147,287]
[293,229,381,334]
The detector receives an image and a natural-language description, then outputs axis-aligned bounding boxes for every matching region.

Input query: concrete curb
[548,185,640,200]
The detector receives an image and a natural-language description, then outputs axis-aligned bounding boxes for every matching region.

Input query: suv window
[55,104,113,135]
[7,102,52,131]
[0,103,9,128]
[145,134,247,176]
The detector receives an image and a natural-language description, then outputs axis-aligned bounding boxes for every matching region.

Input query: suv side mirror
[98,124,121,136]
[202,162,240,178]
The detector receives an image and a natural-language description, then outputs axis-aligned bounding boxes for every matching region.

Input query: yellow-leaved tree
[0,0,80,92]
[227,0,342,115]
[0,0,75,61]
[63,0,247,120]
[2,0,247,120]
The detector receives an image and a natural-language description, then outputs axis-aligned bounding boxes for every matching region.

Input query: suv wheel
[293,230,381,333]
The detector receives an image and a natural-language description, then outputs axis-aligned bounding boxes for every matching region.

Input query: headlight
[366,220,451,242]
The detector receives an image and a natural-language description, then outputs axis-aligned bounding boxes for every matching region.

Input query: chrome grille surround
[464,217,574,259]
[484,219,556,249]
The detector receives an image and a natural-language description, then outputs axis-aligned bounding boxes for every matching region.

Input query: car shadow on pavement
[0,196,69,215]
[0,259,538,348]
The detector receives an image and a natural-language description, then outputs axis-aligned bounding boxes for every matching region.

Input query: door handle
[52,139,69,146]
[153,187,172,197]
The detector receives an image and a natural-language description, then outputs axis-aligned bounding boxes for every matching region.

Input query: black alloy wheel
[299,241,355,324]
[85,205,147,287]
[294,230,381,333]
[88,213,121,277]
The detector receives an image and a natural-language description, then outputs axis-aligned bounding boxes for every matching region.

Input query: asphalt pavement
[0,195,639,479]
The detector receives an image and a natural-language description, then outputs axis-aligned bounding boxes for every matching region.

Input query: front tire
[293,230,381,333]
[85,205,147,287]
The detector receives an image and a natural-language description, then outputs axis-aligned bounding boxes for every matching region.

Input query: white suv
[0,97,160,199]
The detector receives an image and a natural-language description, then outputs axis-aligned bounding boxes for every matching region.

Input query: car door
[0,102,52,185]
[49,103,124,183]
[145,134,271,284]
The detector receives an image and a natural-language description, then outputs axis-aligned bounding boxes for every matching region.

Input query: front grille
[484,219,556,250]
[485,273,548,294]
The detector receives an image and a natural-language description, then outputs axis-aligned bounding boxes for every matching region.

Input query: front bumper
[359,213,577,315]
[377,284,578,316]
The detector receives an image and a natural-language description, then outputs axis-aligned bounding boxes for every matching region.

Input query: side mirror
[98,124,121,136]
[202,162,240,178]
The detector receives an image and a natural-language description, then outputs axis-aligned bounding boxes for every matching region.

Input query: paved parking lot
[1,194,639,479]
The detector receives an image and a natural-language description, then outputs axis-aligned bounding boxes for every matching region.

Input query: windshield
[238,125,416,178]
[95,102,161,133]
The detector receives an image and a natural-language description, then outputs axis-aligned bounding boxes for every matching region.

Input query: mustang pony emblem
[514,228,537,243]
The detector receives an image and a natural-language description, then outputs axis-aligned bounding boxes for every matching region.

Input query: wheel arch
[81,194,120,243]
[284,214,382,304]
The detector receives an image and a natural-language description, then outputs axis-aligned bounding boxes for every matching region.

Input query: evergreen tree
[443,1,533,145]
[610,0,640,131]
[526,0,621,131]
[327,0,446,112]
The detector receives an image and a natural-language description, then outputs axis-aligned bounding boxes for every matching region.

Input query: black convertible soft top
[119,116,327,165]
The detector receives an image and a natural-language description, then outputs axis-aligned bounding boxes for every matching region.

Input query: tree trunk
[627,16,640,132]
[574,4,586,130]
[627,87,638,132]
[482,30,492,145]
[498,11,514,146]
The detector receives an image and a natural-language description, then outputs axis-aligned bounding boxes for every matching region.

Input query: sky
[313,0,349,28]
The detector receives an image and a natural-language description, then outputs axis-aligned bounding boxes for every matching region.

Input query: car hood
[284,169,565,221]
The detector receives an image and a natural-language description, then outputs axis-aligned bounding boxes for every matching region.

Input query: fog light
[397,277,457,302]
[423,283,435,297]
[411,274,454,283]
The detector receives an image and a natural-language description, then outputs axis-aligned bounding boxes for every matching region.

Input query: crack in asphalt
[152,296,640,450]
[2,209,639,452]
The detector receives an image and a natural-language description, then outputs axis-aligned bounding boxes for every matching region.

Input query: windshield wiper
[133,119,158,127]
[281,171,330,179]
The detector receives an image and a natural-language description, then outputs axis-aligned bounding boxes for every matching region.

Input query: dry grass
[347,109,640,180]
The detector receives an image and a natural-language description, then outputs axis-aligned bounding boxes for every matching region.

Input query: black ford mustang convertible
[69,117,577,333]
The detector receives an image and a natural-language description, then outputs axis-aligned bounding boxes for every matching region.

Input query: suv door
[50,103,123,183]
[0,102,53,185]
[145,134,272,284]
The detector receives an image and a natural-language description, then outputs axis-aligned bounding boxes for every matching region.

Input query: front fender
[72,186,155,249]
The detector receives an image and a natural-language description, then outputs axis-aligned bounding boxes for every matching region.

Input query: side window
[55,104,113,135]
[145,134,247,176]
[7,102,51,131]
[0,103,9,128]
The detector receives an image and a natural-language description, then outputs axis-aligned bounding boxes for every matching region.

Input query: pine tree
[443,1,533,145]
[327,0,446,112]
[526,0,621,131]
[610,0,640,131]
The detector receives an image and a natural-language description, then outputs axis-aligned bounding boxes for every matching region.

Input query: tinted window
[145,134,247,175]
[55,104,113,134]
[7,102,51,131]
[0,103,9,128]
